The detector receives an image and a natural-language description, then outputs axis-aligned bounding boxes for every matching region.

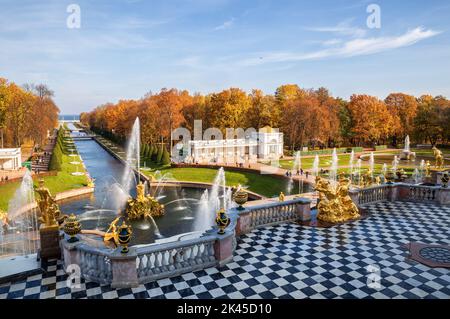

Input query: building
[0,148,22,170]
[173,127,284,164]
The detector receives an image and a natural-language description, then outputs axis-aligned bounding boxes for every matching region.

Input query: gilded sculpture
[36,179,64,227]
[104,216,121,247]
[125,181,164,220]
[432,146,444,169]
[315,175,360,223]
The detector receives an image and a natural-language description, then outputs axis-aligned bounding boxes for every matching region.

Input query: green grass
[142,167,299,198]
[0,135,89,212]
[275,154,352,170]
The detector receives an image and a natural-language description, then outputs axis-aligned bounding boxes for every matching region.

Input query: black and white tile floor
[1,201,449,299]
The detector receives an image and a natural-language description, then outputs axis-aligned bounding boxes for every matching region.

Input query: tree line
[0,77,59,149]
[80,85,450,151]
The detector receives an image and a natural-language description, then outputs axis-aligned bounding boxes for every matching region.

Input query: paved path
[1,201,448,299]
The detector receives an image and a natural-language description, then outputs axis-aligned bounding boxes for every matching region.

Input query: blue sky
[1,0,449,114]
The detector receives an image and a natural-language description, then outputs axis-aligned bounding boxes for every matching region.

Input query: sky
[1,0,450,114]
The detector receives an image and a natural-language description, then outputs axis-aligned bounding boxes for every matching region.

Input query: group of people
[285,168,309,179]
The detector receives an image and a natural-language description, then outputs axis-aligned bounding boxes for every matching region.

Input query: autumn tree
[347,95,394,145]
[385,93,417,145]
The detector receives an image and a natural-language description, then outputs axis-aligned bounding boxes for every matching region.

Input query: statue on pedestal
[36,179,63,227]
[432,146,444,170]
[125,181,164,220]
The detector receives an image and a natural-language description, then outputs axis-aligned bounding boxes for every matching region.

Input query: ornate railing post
[437,188,450,205]
[295,198,312,222]
[109,248,139,288]
[60,239,81,271]
[214,231,234,267]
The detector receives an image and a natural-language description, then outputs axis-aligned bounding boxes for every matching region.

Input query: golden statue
[279,192,285,202]
[0,209,9,227]
[36,179,63,227]
[104,216,120,247]
[125,181,164,220]
[315,175,360,224]
[375,175,381,185]
[425,160,432,177]
[432,146,444,169]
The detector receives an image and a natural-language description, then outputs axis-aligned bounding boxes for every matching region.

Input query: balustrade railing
[135,235,217,283]
[357,185,389,205]
[408,185,438,202]
[248,200,301,228]
[78,245,113,284]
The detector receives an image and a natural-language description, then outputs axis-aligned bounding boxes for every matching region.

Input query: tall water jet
[329,148,338,187]
[357,159,362,187]
[392,156,399,175]
[312,155,320,178]
[4,170,39,257]
[369,152,375,179]
[122,117,141,196]
[196,168,231,230]
[349,150,355,181]
[404,135,410,153]
[413,168,420,184]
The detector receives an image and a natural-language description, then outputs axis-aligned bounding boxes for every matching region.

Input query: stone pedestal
[214,232,234,267]
[110,249,139,288]
[437,188,450,205]
[235,210,251,236]
[39,225,61,261]
[60,239,81,271]
[296,201,311,222]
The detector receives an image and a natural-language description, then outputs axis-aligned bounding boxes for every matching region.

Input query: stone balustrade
[350,183,449,206]
[60,197,312,287]
[135,235,218,283]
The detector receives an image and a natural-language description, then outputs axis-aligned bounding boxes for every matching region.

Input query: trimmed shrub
[151,145,159,162]
[161,147,171,165]
[156,145,164,163]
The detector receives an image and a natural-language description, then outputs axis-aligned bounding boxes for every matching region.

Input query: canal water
[59,135,211,246]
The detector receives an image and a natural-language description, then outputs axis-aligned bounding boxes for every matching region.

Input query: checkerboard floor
[1,201,449,299]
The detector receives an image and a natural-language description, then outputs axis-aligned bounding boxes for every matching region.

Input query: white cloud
[214,17,235,30]
[306,20,367,38]
[240,27,441,65]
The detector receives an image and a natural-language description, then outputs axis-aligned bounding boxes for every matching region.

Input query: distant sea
[59,114,80,121]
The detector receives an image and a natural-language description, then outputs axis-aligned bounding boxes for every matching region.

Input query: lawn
[0,134,89,212]
[142,167,299,198]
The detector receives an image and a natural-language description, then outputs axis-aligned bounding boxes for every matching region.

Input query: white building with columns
[0,148,22,170]
[174,127,284,164]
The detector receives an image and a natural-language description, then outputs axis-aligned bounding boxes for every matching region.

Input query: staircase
[31,135,56,173]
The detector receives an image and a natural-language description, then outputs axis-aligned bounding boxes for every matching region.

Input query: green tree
[161,147,171,165]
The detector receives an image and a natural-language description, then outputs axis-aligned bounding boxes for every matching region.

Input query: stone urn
[215,209,230,235]
[118,221,133,254]
[64,214,81,243]
[233,187,248,211]
[385,171,395,184]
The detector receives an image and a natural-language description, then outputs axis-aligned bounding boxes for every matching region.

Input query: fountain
[329,148,338,187]
[392,156,399,176]
[349,150,355,182]
[125,182,164,220]
[369,152,375,179]
[122,118,141,195]
[1,170,39,258]
[293,151,304,193]
[194,168,232,231]
[356,159,362,187]
[312,155,320,178]
[399,135,416,161]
